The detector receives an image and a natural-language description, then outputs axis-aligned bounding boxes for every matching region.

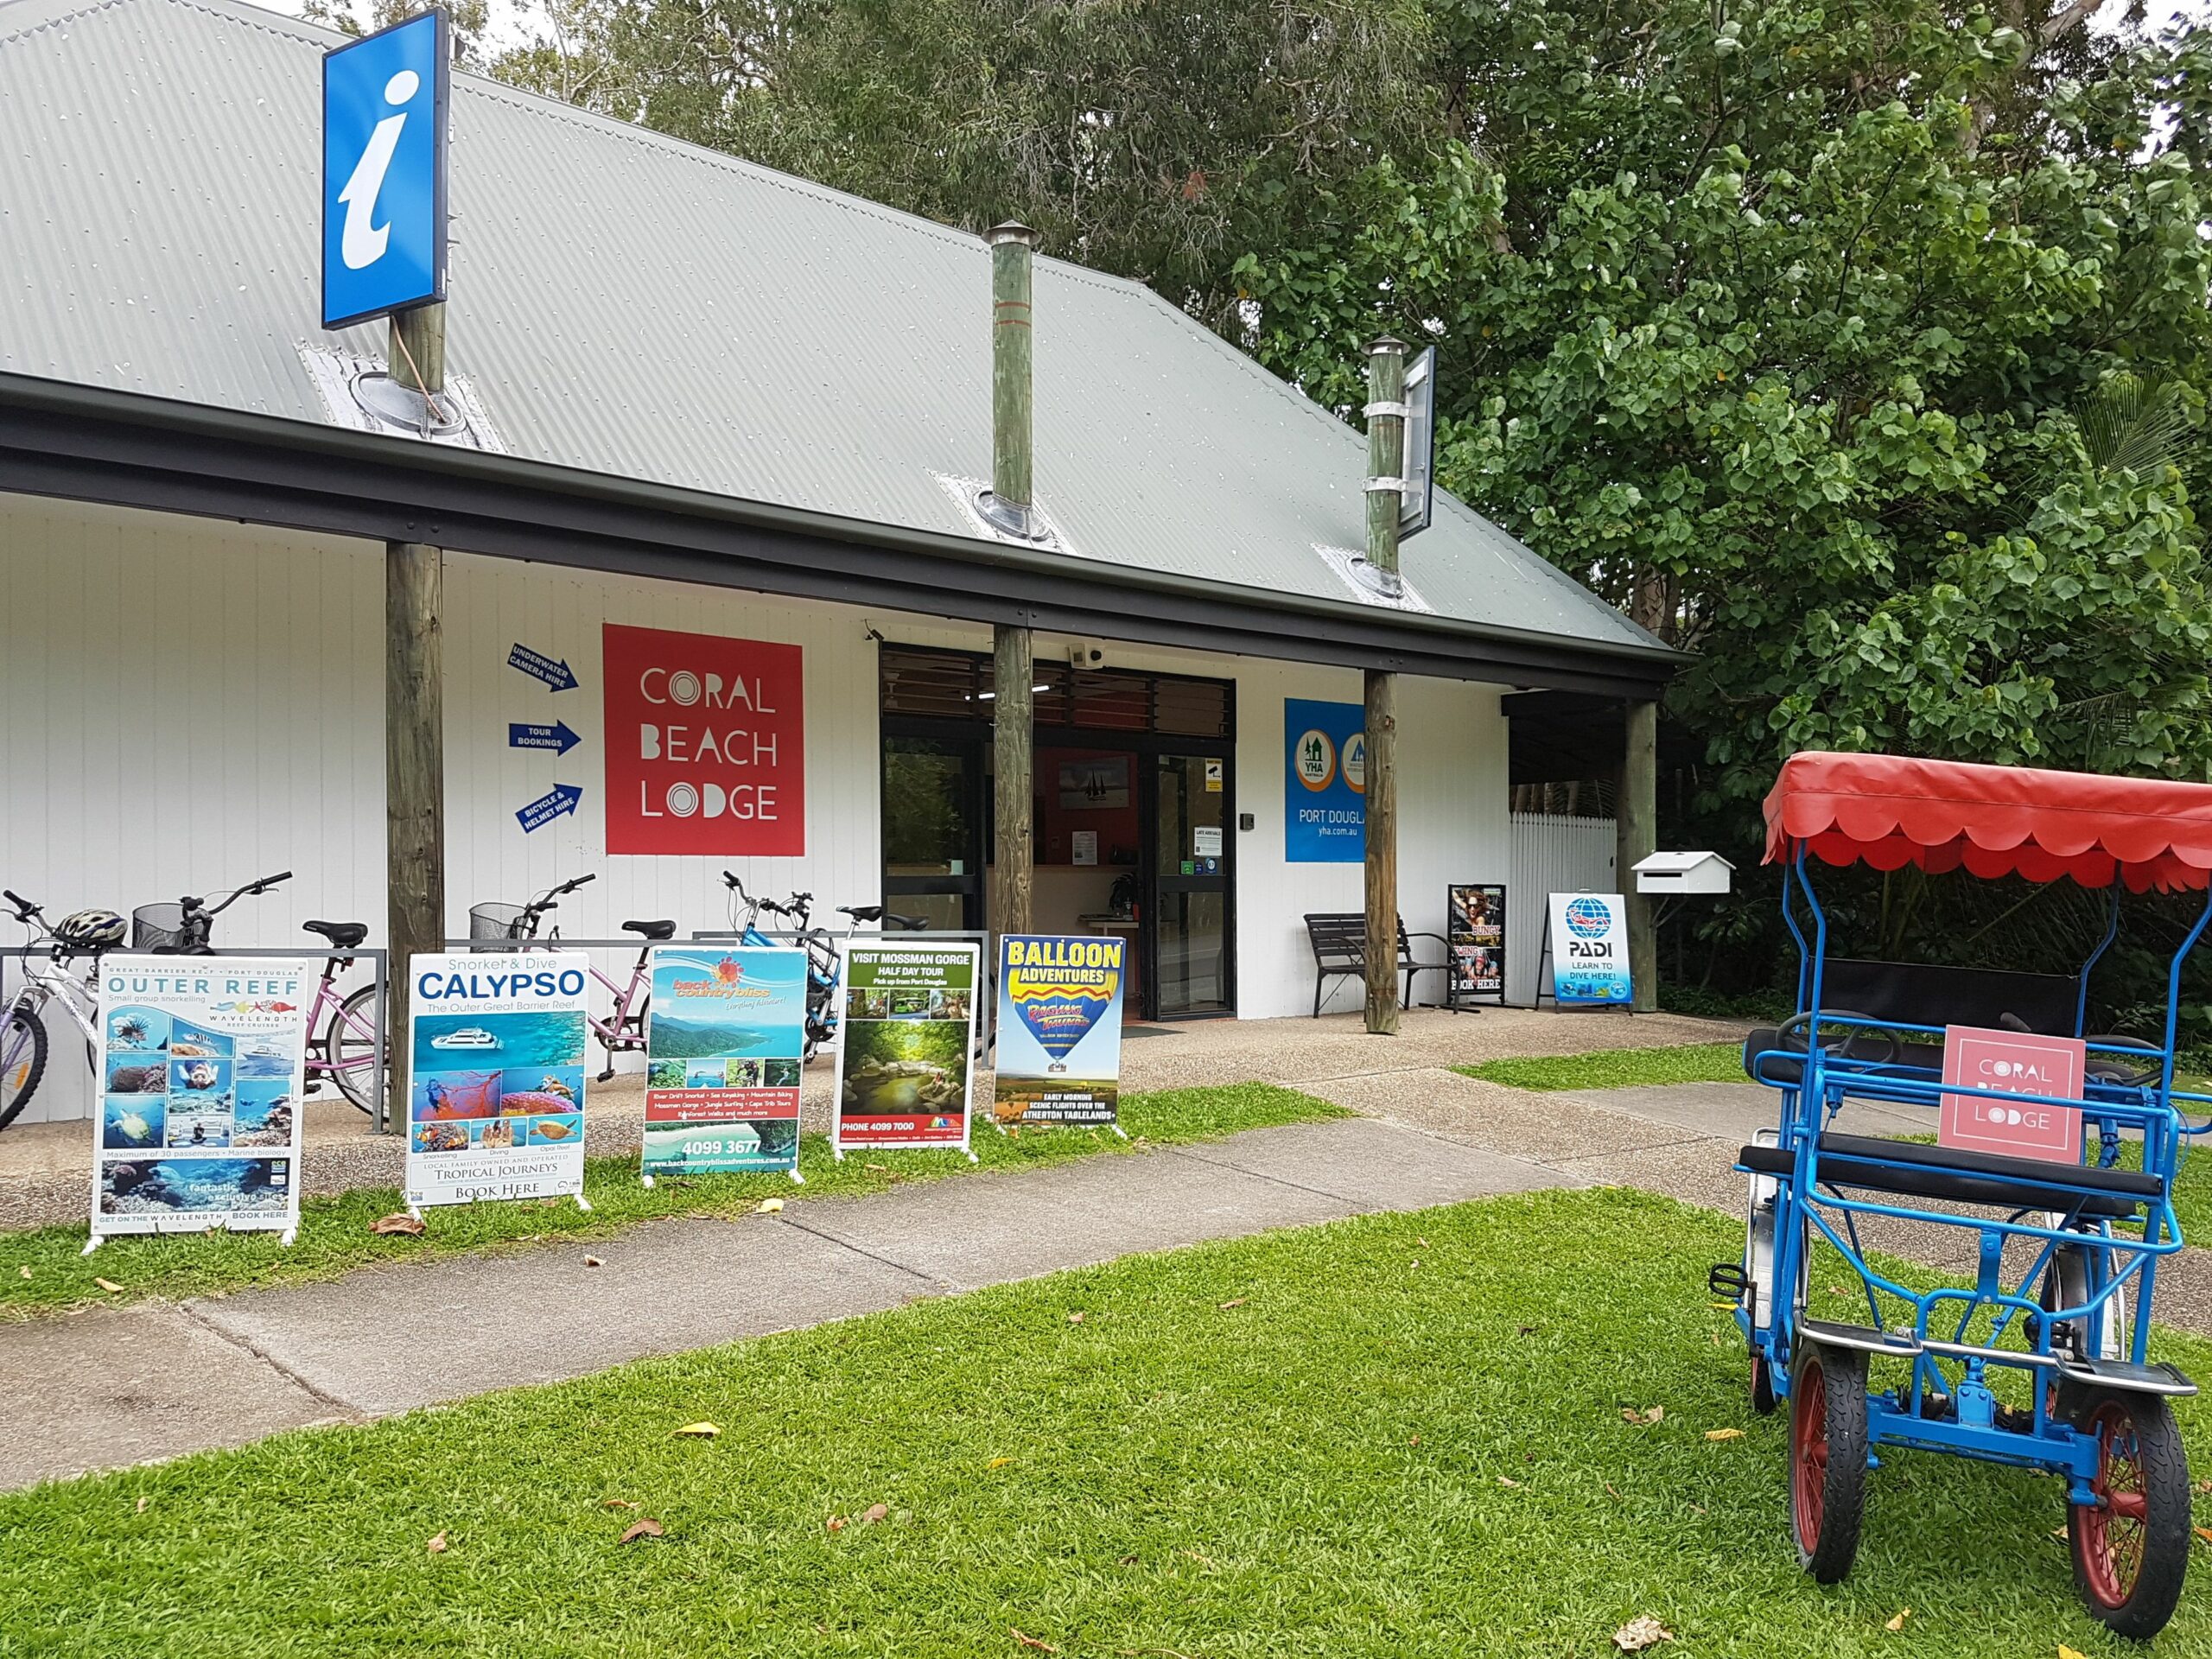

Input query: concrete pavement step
[3,1116,1574,1491]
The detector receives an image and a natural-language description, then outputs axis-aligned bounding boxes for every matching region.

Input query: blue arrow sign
[517,783,582,834]
[508,643,578,692]
[509,721,582,756]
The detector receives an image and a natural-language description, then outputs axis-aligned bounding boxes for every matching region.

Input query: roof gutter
[0,371,1684,696]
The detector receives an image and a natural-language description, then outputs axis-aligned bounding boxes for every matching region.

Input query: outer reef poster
[834,941,981,1153]
[993,934,1126,1127]
[641,944,806,1178]
[93,955,313,1236]
[406,952,589,1208]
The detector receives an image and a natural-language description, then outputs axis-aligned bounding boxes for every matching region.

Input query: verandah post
[1363,337,1406,1036]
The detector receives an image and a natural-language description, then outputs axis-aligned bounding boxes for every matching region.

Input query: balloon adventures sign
[993,934,1126,1127]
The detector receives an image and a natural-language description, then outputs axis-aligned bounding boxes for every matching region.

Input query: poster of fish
[993,934,1126,1128]
[405,952,589,1208]
[834,942,980,1154]
[640,944,807,1179]
[92,956,313,1239]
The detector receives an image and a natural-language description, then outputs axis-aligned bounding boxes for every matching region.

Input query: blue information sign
[321,10,448,330]
[1284,697,1367,863]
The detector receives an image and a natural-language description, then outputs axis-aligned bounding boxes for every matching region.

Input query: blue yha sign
[1284,697,1367,863]
[321,10,448,330]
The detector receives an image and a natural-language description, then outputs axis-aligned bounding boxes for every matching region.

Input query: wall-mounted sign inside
[602,624,805,855]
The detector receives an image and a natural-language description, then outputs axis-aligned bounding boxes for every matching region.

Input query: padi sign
[321,10,448,330]
[1548,891,1631,1006]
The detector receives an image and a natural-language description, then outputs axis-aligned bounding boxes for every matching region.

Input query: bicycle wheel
[0,1003,49,1130]
[326,983,387,1116]
[1791,1341,1869,1584]
[2069,1387,2190,1638]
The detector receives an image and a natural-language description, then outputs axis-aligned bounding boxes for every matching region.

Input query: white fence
[1505,813,1618,1006]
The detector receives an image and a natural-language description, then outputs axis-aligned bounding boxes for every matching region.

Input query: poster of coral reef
[640,944,806,1179]
[833,942,980,1154]
[404,952,589,1208]
[92,955,313,1236]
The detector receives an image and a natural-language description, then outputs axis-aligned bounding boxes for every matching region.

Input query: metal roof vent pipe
[977,221,1052,543]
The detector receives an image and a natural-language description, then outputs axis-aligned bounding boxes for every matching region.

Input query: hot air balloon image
[999,936,1125,1074]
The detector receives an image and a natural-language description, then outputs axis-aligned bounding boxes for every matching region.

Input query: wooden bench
[1303,912,1449,1016]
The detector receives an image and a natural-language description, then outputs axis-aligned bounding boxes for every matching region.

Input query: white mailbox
[1633,850,1734,895]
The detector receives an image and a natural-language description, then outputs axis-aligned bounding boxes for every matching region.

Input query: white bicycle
[0,889,113,1131]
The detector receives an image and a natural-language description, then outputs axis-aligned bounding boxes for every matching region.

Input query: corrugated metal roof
[0,0,1664,661]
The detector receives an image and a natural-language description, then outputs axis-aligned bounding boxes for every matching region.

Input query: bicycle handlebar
[3,889,35,920]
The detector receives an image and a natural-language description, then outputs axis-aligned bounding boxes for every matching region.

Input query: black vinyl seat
[1737,1131,2160,1221]
[1742,1027,1949,1086]
[303,919,369,950]
[622,918,677,941]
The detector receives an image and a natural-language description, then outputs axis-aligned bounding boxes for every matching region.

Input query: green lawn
[1459,1040,1749,1093]
[0,1084,1336,1319]
[4,1188,2208,1657]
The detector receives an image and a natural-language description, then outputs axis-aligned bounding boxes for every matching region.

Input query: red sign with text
[1938,1026,2085,1165]
[602,624,804,855]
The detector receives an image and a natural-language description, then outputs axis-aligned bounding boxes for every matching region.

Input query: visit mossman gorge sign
[602,624,805,855]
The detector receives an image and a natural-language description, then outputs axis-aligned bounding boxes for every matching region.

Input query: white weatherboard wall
[3,493,1519,1117]
[1506,812,1619,1006]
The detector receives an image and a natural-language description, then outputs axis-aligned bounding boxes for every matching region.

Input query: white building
[0,0,1675,1122]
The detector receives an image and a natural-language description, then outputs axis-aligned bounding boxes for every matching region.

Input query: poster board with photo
[405,952,590,1209]
[641,944,807,1180]
[834,941,981,1155]
[1446,884,1506,1007]
[92,956,314,1238]
[993,934,1126,1128]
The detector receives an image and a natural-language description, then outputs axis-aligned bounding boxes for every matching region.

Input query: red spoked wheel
[2069,1389,2189,1639]
[1790,1342,1867,1584]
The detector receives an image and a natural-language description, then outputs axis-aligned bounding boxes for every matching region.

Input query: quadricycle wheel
[1790,1341,1868,1585]
[2065,1387,2190,1639]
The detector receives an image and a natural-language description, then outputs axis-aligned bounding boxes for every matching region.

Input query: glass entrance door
[1149,753,1232,1016]
[881,736,983,930]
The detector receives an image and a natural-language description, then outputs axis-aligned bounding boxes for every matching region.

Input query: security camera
[1068,642,1106,668]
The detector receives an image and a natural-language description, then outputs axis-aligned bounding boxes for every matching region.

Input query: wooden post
[986,222,1039,537]
[1362,337,1407,1034]
[385,299,449,1111]
[1618,698,1659,1012]
[387,540,445,1102]
[992,623,1034,942]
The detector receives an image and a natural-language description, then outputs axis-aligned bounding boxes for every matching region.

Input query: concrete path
[0,1116,1576,1491]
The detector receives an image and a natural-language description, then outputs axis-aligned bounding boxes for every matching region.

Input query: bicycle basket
[131,904,187,951]
[469,902,532,942]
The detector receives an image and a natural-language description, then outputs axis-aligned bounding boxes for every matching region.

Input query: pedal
[1707,1262,1751,1301]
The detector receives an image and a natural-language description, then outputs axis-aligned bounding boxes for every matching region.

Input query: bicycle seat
[1737,1132,2160,1220]
[622,918,677,941]
[839,905,885,923]
[304,919,370,950]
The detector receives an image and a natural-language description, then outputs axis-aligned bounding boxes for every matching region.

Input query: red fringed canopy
[1763,753,2212,893]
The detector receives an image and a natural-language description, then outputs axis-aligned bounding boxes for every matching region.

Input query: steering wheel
[2084,1033,2164,1088]
[1777,1008,1901,1067]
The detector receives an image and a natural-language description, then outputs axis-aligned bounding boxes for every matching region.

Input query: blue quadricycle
[1720,752,2212,1639]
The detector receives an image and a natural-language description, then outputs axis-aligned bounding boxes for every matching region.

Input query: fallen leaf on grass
[1885,1608,1909,1632]
[2197,1478,2212,1493]
[602,1498,639,1510]
[1703,1428,1745,1442]
[1497,1475,1522,1489]
[1066,1311,1086,1325]
[672,1422,721,1439]
[1011,1632,1058,1654]
[757,1198,784,1214]
[2061,1646,2090,1659]
[17,1265,30,1280]
[426,1531,449,1555]
[1516,1324,1541,1336]
[2051,1528,2069,1542]
[1604,1482,1622,1501]
[619,1518,665,1544]
[1408,1436,1421,1446]
[861,1503,889,1525]
[135,1497,150,1514]
[825,1516,846,1533]
[94,1277,124,1294]
[370,1212,425,1237]
[1621,1406,1664,1426]
[2195,1526,2212,1547]
[1612,1615,1671,1652]
[988,1456,1015,1469]
[1709,1300,1738,1310]
[1217,1297,1248,1310]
